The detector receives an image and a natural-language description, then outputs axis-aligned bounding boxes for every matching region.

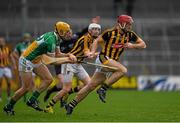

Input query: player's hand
[68,54,77,63]
[85,52,94,59]
[123,42,134,49]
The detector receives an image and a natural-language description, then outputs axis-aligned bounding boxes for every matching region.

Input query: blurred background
[1,0,180,91]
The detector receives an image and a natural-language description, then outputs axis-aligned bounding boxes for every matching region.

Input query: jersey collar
[54,32,59,41]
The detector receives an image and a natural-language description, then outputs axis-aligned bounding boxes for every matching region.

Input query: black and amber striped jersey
[70,33,93,61]
[0,46,11,67]
[100,28,139,61]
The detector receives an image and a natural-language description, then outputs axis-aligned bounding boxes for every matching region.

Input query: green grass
[0,90,180,122]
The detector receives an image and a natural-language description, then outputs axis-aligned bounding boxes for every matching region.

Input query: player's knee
[121,67,127,75]
[117,67,127,75]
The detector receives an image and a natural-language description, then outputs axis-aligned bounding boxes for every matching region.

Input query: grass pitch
[0,90,180,122]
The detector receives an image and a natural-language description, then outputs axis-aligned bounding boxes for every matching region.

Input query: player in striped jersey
[3,21,77,115]
[43,16,101,107]
[44,23,101,113]
[0,37,12,102]
[66,15,146,115]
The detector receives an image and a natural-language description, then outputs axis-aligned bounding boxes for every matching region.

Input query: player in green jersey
[3,21,77,115]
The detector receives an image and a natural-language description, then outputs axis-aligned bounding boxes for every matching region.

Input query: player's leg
[44,65,63,102]
[44,72,73,113]
[27,64,53,111]
[66,72,106,115]
[3,71,33,115]
[44,82,72,113]
[4,67,13,100]
[97,59,127,103]
[68,76,80,94]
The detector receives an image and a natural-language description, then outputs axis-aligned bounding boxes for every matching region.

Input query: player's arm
[124,32,146,49]
[55,46,77,62]
[91,35,104,56]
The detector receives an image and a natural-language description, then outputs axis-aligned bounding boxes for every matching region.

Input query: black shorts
[54,64,62,75]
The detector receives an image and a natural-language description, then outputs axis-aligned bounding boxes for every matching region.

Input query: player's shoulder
[101,27,115,35]
[38,32,57,43]
[43,32,56,39]
[129,31,139,37]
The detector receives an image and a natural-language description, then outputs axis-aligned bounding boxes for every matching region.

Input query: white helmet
[88,23,101,31]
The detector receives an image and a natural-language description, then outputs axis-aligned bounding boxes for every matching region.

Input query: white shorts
[19,57,42,72]
[95,55,112,77]
[0,67,12,79]
[61,63,89,83]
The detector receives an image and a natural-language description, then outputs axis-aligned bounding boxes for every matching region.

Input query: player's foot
[3,106,15,116]
[44,90,51,102]
[44,106,54,114]
[65,104,74,115]
[26,100,43,111]
[96,88,106,103]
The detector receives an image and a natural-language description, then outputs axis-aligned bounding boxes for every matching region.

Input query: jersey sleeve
[83,36,90,52]
[129,31,139,43]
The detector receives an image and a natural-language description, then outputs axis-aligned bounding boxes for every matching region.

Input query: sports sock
[101,83,109,91]
[7,99,16,109]
[46,99,56,108]
[48,86,61,93]
[69,99,78,108]
[29,91,40,102]
[68,87,79,94]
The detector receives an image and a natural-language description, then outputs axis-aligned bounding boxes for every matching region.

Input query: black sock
[68,87,79,94]
[7,99,16,109]
[46,99,56,108]
[69,99,78,108]
[29,91,40,102]
[101,83,109,91]
[48,86,61,93]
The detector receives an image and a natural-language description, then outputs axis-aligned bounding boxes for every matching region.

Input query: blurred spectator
[0,37,12,101]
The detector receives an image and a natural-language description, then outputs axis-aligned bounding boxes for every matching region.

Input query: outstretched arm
[124,37,146,49]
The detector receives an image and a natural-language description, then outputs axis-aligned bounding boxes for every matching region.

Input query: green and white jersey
[22,32,59,62]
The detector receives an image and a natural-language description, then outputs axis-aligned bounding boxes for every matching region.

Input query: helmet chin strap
[118,23,126,29]
[118,23,127,33]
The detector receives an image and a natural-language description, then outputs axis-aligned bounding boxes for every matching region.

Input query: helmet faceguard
[88,23,101,38]
[117,15,134,32]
